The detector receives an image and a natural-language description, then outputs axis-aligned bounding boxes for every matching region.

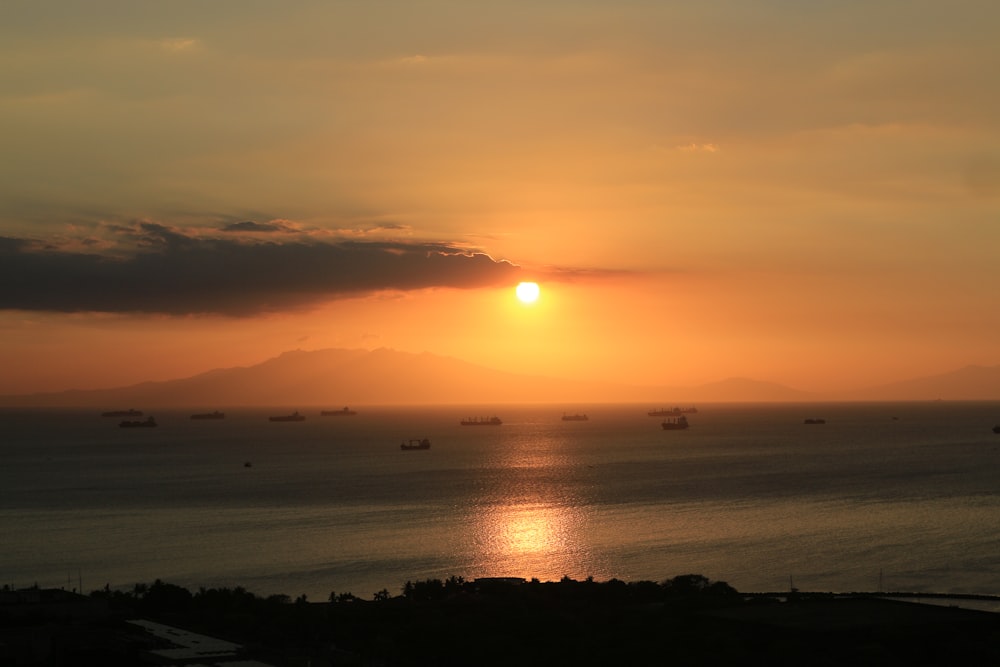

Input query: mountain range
[0,348,998,407]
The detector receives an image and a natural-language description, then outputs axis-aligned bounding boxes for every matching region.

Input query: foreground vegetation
[5,575,1000,665]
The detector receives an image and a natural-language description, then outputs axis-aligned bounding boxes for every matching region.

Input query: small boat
[120,416,157,428]
[102,409,142,417]
[244,461,253,468]
[648,407,697,417]
[804,418,826,424]
[321,407,357,416]
[661,416,689,430]
[561,413,589,421]
[190,411,225,420]
[401,438,431,450]
[460,416,502,426]
[269,411,305,422]
[993,425,1000,434]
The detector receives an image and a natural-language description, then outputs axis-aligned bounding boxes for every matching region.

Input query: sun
[515,282,540,304]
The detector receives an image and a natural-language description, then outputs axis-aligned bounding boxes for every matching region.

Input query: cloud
[0,223,522,316]
[220,220,298,233]
[156,37,200,53]
[677,143,719,152]
[399,54,429,66]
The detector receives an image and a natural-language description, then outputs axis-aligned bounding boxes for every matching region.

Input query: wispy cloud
[398,54,430,66]
[156,37,200,53]
[677,143,719,152]
[220,220,299,234]
[0,223,522,316]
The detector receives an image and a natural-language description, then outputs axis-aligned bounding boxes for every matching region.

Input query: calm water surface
[2,402,999,599]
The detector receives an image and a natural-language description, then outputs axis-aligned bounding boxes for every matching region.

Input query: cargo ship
[401,438,431,450]
[321,407,357,416]
[661,416,689,430]
[120,416,157,428]
[269,411,305,422]
[460,416,502,426]
[102,409,142,417]
[190,411,225,420]
[648,407,697,417]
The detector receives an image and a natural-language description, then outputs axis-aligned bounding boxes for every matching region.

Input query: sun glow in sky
[1,1,999,396]
[516,282,540,305]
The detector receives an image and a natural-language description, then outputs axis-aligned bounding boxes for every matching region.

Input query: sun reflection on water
[472,500,596,582]
[482,502,568,557]
[467,433,611,580]
[460,425,616,582]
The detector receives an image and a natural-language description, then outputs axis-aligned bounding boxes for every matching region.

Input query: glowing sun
[516,282,540,304]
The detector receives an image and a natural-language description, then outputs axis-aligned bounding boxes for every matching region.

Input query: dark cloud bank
[0,223,521,315]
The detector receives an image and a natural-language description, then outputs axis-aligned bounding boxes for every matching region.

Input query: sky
[1,0,998,396]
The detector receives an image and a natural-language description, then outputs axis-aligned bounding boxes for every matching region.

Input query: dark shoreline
[4,576,1000,666]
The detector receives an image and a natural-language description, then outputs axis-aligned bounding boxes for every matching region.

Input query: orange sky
[1,2,998,396]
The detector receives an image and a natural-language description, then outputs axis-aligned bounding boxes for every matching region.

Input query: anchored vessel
[190,411,225,420]
[102,409,142,417]
[401,438,431,450]
[120,416,157,428]
[804,418,827,424]
[661,416,689,430]
[460,416,502,426]
[561,413,589,421]
[269,411,306,422]
[649,407,697,416]
[321,407,357,416]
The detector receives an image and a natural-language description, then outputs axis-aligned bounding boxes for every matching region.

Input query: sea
[3,402,1000,602]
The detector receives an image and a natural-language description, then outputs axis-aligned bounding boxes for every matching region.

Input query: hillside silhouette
[1,348,997,407]
[0,347,812,407]
[850,364,1000,401]
[6,576,1000,665]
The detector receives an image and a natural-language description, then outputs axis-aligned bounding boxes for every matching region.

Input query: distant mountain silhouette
[0,349,995,407]
[678,377,813,402]
[850,365,1000,401]
[0,348,813,407]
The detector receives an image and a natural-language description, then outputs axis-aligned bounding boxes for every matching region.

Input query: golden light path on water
[466,425,609,582]
[478,503,567,559]
[472,503,595,583]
